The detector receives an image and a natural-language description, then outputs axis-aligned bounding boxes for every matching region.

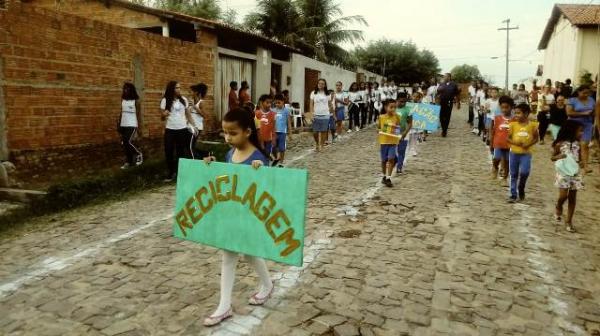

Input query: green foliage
[354,40,440,84]
[580,70,593,86]
[153,0,221,20]
[244,0,367,65]
[450,64,482,83]
[0,142,231,234]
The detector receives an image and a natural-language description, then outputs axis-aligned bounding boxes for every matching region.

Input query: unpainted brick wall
[0,2,218,185]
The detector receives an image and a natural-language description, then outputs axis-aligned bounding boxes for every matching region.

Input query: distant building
[537,4,600,85]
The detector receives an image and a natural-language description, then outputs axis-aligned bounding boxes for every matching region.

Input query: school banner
[407,103,441,132]
[173,159,308,266]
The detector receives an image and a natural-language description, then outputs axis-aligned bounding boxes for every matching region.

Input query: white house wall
[290,53,356,112]
[577,28,600,84]
[542,15,579,84]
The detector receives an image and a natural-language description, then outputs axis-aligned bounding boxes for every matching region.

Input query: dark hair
[223,107,267,158]
[498,95,514,107]
[382,99,396,114]
[515,103,531,115]
[314,79,328,94]
[258,94,272,104]
[242,101,255,114]
[565,79,571,85]
[239,81,249,97]
[163,81,185,111]
[274,93,285,101]
[397,92,408,100]
[282,90,289,96]
[349,82,358,92]
[190,83,208,98]
[574,84,591,95]
[553,119,583,146]
[122,82,139,100]
[230,81,238,89]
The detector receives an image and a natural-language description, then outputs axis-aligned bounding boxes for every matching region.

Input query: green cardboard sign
[173,159,308,266]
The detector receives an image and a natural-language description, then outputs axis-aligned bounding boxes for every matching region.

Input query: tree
[354,40,440,84]
[450,64,482,83]
[154,0,221,20]
[244,0,367,65]
[221,8,238,25]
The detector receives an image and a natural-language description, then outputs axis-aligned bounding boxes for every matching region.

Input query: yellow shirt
[509,120,538,154]
[378,113,401,145]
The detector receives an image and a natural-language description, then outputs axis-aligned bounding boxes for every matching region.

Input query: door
[271,63,282,94]
[217,56,254,121]
[304,68,320,114]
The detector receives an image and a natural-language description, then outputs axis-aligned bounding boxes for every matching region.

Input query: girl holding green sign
[202,108,274,327]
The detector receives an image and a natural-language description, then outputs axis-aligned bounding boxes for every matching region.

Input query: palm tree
[296,0,367,64]
[244,0,303,47]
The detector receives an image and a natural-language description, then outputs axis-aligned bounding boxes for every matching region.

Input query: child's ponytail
[224,107,268,158]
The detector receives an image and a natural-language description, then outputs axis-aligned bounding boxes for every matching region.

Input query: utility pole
[498,19,519,92]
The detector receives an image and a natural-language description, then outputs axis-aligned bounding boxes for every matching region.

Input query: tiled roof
[538,3,600,50]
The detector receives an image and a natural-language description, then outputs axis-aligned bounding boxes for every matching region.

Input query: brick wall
[0,2,218,185]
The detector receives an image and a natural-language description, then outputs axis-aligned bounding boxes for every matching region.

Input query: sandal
[203,308,233,327]
[565,223,576,233]
[249,284,274,305]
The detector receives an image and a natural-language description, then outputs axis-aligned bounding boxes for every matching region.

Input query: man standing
[436,73,460,137]
[228,81,238,112]
[467,80,477,127]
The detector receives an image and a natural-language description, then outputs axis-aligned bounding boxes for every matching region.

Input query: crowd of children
[469,78,598,233]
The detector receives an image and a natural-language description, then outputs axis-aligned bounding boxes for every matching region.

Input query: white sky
[220,0,599,85]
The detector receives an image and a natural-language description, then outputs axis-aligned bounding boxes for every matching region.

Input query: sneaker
[381,177,387,185]
[518,193,525,201]
[347,129,352,133]
[120,163,130,170]
[384,178,393,188]
[271,159,280,167]
[135,154,143,166]
[355,126,360,132]
[396,169,404,175]
[508,196,517,203]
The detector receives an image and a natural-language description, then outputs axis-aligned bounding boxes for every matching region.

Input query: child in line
[507,103,539,202]
[272,94,292,167]
[255,94,276,160]
[484,87,500,149]
[334,81,348,135]
[327,89,337,144]
[489,96,515,185]
[378,99,401,187]
[551,120,584,233]
[203,108,274,327]
[407,92,422,156]
[395,93,413,174]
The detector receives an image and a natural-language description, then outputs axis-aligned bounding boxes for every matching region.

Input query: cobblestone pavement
[1,111,599,336]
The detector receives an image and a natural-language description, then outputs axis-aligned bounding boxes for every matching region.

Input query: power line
[498,19,519,91]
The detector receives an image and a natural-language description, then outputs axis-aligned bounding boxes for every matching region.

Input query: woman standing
[190,83,209,159]
[118,82,143,169]
[347,82,361,132]
[538,85,555,144]
[358,82,368,128]
[334,81,348,135]
[239,81,251,106]
[548,95,567,140]
[567,85,596,173]
[160,81,197,181]
[514,84,529,106]
[310,79,333,152]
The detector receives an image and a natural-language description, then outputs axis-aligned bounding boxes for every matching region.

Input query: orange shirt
[492,115,514,149]
[255,110,276,142]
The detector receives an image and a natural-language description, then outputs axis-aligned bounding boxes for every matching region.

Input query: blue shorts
[313,117,329,132]
[380,144,397,162]
[275,132,287,153]
[485,117,493,129]
[493,148,509,161]
[335,106,345,121]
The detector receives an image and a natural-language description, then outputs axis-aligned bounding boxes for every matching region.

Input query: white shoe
[135,154,143,166]
[355,127,360,132]
[347,129,352,133]
[120,163,130,170]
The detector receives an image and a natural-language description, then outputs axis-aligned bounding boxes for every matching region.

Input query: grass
[0,141,230,235]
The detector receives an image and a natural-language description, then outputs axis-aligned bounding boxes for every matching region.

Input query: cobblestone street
[1,111,599,336]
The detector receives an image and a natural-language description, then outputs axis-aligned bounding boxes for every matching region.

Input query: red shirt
[228,89,238,111]
[239,90,251,105]
[255,110,276,142]
[493,115,514,149]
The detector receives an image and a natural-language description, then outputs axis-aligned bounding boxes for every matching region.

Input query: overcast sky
[221,0,598,86]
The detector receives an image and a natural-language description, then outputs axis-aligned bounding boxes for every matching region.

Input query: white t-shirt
[485,98,500,118]
[427,85,438,103]
[358,90,367,104]
[476,89,486,109]
[120,99,138,127]
[310,91,331,117]
[334,92,347,108]
[160,97,189,130]
[468,85,477,103]
[191,99,204,131]
[348,91,361,104]
[390,85,398,100]
[542,93,555,106]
